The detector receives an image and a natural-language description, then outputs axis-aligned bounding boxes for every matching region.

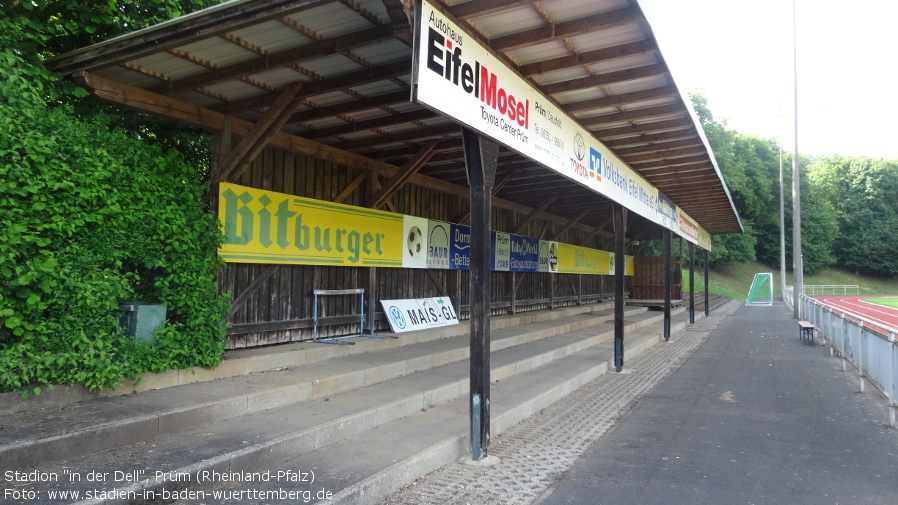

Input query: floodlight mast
[791,0,803,318]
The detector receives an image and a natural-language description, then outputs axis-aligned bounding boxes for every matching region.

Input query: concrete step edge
[2,312,666,471]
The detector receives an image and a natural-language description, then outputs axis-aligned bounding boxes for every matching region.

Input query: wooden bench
[799,320,815,343]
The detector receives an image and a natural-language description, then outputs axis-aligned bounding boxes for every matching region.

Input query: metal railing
[802,285,860,295]
[799,293,897,427]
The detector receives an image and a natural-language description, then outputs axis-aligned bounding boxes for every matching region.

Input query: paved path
[538,302,898,505]
[384,302,738,505]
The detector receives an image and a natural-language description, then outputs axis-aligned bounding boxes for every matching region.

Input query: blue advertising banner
[510,235,540,272]
[449,223,471,270]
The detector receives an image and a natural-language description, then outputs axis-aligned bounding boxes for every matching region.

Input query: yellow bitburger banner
[218,182,405,267]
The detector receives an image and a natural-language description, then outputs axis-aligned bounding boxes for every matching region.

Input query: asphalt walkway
[384,301,898,505]
[538,302,898,505]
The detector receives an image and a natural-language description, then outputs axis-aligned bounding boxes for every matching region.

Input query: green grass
[681,261,898,301]
[861,297,898,309]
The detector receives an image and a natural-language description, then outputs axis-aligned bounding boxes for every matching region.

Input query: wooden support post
[663,229,672,341]
[508,272,517,314]
[689,242,696,324]
[578,275,583,306]
[549,273,555,310]
[613,203,626,372]
[463,127,498,460]
[704,249,710,316]
[367,268,377,333]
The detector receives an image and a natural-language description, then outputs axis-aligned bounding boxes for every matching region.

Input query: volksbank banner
[412,0,711,251]
[219,183,635,274]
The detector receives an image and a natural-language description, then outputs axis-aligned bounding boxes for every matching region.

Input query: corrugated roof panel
[567,23,645,53]
[127,52,207,81]
[387,101,422,114]
[469,6,545,39]
[530,67,590,86]
[605,75,670,95]
[378,123,423,134]
[298,54,364,79]
[336,130,382,141]
[177,90,224,109]
[619,96,680,110]
[202,80,266,101]
[350,39,413,66]
[95,66,163,89]
[304,116,353,129]
[587,53,659,75]
[304,91,354,108]
[287,2,374,39]
[227,20,315,54]
[507,40,572,66]
[343,108,391,122]
[355,0,390,22]
[175,38,258,68]
[419,116,454,127]
[349,80,406,97]
[552,87,608,105]
[247,67,311,89]
[572,106,623,119]
[540,0,630,22]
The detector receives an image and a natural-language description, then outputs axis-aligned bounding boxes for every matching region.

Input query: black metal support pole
[462,127,498,459]
[688,242,695,325]
[663,229,672,341]
[613,203,626,372]
[704,249,710,317]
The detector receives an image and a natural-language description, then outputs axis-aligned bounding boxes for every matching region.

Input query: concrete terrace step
[0,302,622,416]
[3,310,677,504]
[0,304,645,470]
[178,317,692,505]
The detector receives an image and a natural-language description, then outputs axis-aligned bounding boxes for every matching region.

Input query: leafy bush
[0,18,228,394]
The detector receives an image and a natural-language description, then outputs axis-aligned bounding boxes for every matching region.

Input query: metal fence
[802,285,860,295]
[799,293,897,427]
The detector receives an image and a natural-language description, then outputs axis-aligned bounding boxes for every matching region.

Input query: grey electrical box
[119,301,166,341]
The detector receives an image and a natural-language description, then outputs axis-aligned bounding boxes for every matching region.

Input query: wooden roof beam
[304,109,436,139]
[216,83,305,183]
[579,217,613,246]
[334,124,459,150]
[550,206,592,241]
[367,141,439,209]
[151,25,396,95]
[514,195,558,234]
[215,60,409,115]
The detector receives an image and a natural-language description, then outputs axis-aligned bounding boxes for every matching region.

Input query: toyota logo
[573,133,585,161]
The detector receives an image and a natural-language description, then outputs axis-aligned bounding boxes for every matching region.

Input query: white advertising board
[381,297,459,333]
[412,0,711,250]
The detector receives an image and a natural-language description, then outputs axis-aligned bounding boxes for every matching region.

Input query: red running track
[814,295,898,334]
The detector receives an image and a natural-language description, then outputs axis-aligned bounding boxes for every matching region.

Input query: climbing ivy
[0,16,229,394]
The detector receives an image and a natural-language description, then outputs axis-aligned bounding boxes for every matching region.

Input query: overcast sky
[638,0,898,160]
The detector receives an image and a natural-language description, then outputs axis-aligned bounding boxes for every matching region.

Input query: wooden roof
[47,0,742,241]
